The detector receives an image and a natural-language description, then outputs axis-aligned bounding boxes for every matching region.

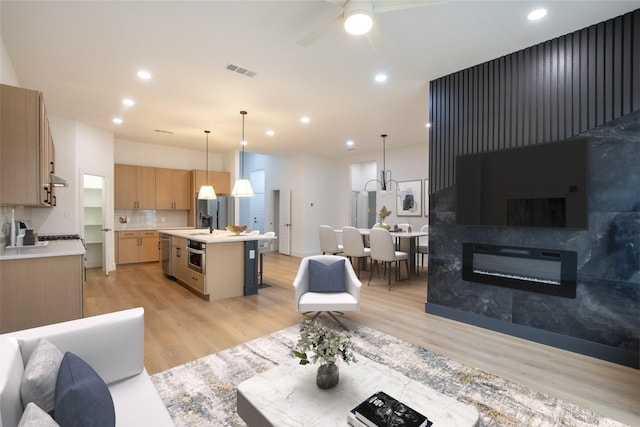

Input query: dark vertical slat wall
[428,9,639,194]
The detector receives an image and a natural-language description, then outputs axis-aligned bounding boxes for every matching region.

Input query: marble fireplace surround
[427,111,640,368]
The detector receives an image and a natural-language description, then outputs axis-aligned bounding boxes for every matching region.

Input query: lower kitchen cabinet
[0,255,83,333]
[116,230,159,264]
[170,236,206,296]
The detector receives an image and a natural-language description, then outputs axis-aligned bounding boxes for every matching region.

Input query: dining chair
[397,223,410,231]
[416,224,429,276]
[342,226,371,278]
[368,228,410,290]
[258,231,276,286]
[319,225,343,255]
[248,230,260,235]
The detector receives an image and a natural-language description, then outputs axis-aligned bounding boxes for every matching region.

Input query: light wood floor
[84,253,639,426]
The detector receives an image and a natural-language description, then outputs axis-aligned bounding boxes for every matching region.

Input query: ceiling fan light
[344,11,373,35]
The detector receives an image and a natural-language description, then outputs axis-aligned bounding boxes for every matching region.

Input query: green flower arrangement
[292,320,357,366]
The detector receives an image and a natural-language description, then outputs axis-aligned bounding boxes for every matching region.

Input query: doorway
[81,173,112,275]
[275,188,291,255]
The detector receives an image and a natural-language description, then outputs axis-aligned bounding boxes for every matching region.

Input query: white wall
[0,35,22,244]
[77,122,116,272]
[241,142,429,258]
[0,37,19,86]
[337,142,430,233]
[114,139,227,171]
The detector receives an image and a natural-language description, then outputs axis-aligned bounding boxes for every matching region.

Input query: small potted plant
[377,205,392,230]
[292,320,357,389]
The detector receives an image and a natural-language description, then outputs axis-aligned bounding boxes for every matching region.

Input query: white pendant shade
[231,179,254,197]
[198,185,217,200]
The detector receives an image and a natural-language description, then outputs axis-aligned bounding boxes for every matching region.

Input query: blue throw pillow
[54,352,115,427]
[308,259,346,292]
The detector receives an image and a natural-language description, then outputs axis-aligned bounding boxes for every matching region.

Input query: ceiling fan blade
[373,0,444,14]
[365,23,385,51]
[297,14,342,47]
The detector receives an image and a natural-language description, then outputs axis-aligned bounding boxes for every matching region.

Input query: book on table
[350,391,433,427]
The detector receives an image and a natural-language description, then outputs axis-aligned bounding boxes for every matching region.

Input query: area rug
[150,318,626,427]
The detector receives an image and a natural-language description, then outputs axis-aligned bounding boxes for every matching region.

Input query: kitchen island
[158,229,276,301]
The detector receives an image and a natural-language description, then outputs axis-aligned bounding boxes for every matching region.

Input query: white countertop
[114,226,194,232]
[158,228,276,244]
[0,240,86,261]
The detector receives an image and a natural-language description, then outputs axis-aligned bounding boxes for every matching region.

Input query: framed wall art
[396,180,422,217]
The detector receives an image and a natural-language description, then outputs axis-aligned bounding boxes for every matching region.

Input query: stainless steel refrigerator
[195,196,231,230]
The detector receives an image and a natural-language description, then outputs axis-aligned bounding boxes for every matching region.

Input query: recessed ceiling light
[137,70,151,80]
[266,129,275,137]
[346,140,355,146]
[374,74,387,83]
[122,98,134,107]
[527,8,547,21]
[425,123,431,128]
[113,118,123,124]
[300,116,310,124]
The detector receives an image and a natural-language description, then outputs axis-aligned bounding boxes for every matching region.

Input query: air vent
[154,129,174,134]
[226,64,257,78]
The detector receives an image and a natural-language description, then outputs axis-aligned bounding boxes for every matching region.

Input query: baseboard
[425,302,639,369]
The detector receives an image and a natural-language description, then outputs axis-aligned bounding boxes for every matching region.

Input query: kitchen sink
[190,232,211,236]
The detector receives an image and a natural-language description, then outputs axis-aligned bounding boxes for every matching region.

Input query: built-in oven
[187,240,206,274]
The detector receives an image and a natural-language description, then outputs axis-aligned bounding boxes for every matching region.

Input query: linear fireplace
[462,243,577,298]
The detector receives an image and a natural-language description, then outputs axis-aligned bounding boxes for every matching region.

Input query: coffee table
[237,357,479,426]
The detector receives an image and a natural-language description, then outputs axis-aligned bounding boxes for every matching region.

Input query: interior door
[81,171,114,275]
[249,170,265,233]
[278,189,291,255]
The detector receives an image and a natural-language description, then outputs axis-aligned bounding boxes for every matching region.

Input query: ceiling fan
[297,0,442,47]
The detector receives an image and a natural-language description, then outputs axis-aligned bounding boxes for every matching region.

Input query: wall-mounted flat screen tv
[456,138,589,229]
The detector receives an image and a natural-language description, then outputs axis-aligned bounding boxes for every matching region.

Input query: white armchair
[293,255,361,329]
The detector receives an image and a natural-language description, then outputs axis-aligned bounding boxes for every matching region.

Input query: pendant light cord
[204,130,210,185]
[240,111,247,179]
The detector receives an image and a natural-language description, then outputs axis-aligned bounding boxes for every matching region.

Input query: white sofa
[0,307,174,427]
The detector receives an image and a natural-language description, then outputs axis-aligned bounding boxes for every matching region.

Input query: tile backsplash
[115,209,188,229]
[0,206,32,245]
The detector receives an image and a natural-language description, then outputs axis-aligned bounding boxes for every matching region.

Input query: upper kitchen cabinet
[0,84,56,207]
[114,164,156,209]
[192,169,231,197]
[155,167,190,210]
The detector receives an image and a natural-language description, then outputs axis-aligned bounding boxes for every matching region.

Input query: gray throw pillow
[18,402,59,427]
[21,339,63,413]
[54,352,115,427]
[308,259,346,292]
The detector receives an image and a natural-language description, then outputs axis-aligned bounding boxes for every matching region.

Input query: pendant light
[231,110,255,197]
[361,134,399,196]
[198,130,217,200]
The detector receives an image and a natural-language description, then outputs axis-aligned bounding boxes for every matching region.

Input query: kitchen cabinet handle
[176,247,181,257]
[52,195,57,206]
